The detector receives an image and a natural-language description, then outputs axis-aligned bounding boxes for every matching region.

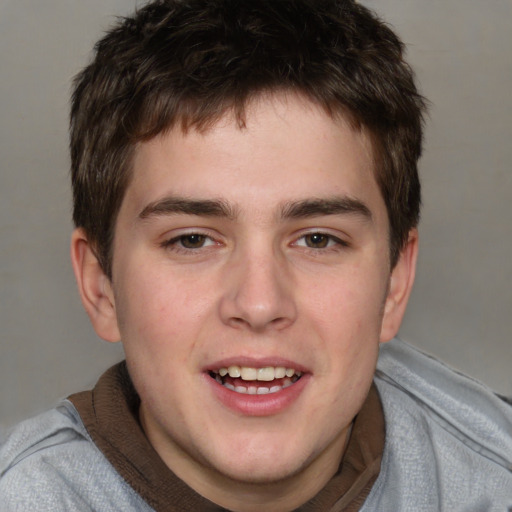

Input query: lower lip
[205,373,310,416]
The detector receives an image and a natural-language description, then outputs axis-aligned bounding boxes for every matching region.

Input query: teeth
[212,365,303,395]
[217,377,296,395]
[240,367,258,380]
[220,365,300,381]
[257,367,275,381]
[274,367,286,379]
[227,365,241,378]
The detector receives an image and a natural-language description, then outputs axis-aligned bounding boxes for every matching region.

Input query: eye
[293,232,347,250]
[163,233,217,251]
[303,233,331,248]
[178,234,210,249]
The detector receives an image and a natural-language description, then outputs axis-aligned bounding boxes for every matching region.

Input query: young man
[1,0,511,510]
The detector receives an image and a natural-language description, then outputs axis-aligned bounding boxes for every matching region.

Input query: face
[79,93,415,507]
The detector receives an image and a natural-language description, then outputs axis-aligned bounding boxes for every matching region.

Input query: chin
[201,436,316,486]
[215,457,306,486]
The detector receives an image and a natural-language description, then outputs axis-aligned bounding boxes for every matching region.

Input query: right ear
[70,228,121,343]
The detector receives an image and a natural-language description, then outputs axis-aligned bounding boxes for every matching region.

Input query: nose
[219,246,297,332]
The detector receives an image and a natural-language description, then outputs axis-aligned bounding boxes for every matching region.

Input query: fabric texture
[364,339,512,511]
[1,338,511,511]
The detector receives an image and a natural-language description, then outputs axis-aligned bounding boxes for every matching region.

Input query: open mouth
[209,365,303,395]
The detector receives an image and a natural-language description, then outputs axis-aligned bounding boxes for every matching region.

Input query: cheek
[300,266,386,393]
[114,263,218,353]
[301,266,387,333]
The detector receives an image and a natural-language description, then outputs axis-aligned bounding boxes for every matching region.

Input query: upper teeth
[216,366,301,381]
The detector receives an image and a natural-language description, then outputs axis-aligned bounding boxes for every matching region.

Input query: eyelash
[293,232,349,251]
[161,232,218,253]
[161,231,349,254]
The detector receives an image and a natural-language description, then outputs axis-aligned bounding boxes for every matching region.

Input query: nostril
[270,316,291,328]
[229,317,249,328]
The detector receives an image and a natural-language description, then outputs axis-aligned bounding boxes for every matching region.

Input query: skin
[72,93,417,511]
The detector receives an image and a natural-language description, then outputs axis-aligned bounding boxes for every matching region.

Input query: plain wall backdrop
[1,0,511,429]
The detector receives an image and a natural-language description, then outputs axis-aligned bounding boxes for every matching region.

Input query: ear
[70,228,121,343]
[379,229,418,343]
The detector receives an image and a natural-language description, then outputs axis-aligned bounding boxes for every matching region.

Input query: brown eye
[179,234,207,248]
[162,232,218,253]
[304,233,330,248]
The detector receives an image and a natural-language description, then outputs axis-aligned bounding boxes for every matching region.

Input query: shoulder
[1,401,88,464]
[375,337,512,463]
[0,401,151,512]
[368,338,512,511]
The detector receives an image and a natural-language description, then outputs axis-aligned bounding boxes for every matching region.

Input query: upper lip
[204,357,309,374]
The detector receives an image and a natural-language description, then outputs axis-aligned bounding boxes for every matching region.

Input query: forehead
[123,93,384,224]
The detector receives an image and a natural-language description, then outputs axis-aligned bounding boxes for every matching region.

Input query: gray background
[1,0,511,430]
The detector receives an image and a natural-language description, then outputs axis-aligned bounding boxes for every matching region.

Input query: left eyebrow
[280,197,372,221]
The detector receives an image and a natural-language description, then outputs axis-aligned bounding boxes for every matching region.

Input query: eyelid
[173,234,216,247]
[160,228,222,250]
[291,229,350,249]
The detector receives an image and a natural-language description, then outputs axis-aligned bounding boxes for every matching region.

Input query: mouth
[209,365,303,395]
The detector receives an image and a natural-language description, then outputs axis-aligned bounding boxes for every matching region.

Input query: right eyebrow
[138,196,238,220]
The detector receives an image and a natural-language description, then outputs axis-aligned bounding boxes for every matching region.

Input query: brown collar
[69,362,384,512]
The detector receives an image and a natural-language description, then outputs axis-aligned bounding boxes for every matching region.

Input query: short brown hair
[71,0,426,277]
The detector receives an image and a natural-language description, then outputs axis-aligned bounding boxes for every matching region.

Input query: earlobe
[379,229,418,343]
[70,228,121,343]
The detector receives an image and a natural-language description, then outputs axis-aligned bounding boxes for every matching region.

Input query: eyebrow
[139,197,238,220]
[280,197,372,221]
[138,195,372,223]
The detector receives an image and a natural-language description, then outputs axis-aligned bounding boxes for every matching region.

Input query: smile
[209,366,303,395]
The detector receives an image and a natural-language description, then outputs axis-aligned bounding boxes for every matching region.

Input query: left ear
[380,229,418,343]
